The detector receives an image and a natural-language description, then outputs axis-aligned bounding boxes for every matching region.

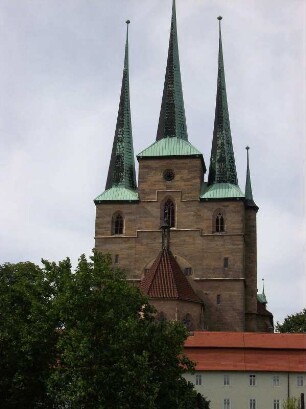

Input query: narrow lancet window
[164,199,175,227]
[112,213,124,235]
[216,213,225,233]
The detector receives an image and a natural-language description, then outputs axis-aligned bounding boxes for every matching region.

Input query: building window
[183,313,194,331]
[297,375,304,387]
[112,212,124,235]
[163,199,175,227]
[223,398,231,409]
[114,254,119,264]
[163,169,175,181]
[273,375,280,386]
[156,312,166,322]
[273,400,280,409]
[217,294,221,305]
[184,267,192,276]
[249,374,256,386]
[216,212,225,232]
[224,257,229,268]
[249,399,256,409]
[224,375,230,386]
[195,374,202,386]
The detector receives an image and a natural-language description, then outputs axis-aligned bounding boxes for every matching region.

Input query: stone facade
[94,2,274,332]
[95,156,267,332]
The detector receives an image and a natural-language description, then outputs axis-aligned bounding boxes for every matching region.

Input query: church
[94,1,273,333]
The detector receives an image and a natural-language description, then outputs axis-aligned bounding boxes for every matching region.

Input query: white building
[184,332,306,409]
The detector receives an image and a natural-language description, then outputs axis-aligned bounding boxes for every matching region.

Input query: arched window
[215,212,225,233]
[163,199,175,227]
[112,212,124,235]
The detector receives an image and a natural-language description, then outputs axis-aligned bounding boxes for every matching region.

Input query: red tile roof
[140,249,202,303]
[184,331,306,372]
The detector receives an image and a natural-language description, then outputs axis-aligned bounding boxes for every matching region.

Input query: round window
[163,169,175,181]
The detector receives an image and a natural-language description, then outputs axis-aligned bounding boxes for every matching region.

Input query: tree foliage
[283,396,301,409]
[0,252,209,408]
[0,262,56,408]
[276,309,306,333]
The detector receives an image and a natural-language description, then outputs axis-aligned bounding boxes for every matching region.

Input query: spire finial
[124,20,130,70]
[105,21,137,191]
[208,16,238,186]
[156,0,188,141]
[262,278,265,295]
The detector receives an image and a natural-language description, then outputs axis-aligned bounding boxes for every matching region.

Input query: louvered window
[112,213,124,235]
[216,213,225,232]
[164,199,175,227]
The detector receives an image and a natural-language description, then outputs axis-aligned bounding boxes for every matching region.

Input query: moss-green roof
[200,182,244,200]
[257,293,267,304]
[155,0,188,142]
[208,18,238,186]
[137,137,202,158]
[105,22,137,192]
[94,187,139,203]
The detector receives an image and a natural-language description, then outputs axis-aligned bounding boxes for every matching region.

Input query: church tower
[94,2,273,332]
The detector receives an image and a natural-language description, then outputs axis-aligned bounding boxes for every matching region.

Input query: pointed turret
[156,0,188,141]
[245,146,258,209]
[208,17,238,186]
[140,248,202,303]
[105,20,137,191]
[95,21,138,203]
[140,223,201,304]
[257,279,267,304]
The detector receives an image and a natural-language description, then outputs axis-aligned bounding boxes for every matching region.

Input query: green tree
[0,262,57,408]
[0,252,208,408]
[196,393,211,409]
[276,309,306,333]
[44,251,205,408]
[283,396,301,409]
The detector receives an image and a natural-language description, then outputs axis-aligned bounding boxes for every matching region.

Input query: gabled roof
[185,331,306,350]
[137,137,202,158]
[200,182,244,200]
[208,17,238,186]
[140,248,202,303]
[94,187,139,203]
[156,0,188,141]
[184,332,306,372]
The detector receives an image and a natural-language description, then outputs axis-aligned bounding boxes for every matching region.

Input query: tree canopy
[0,251,209,408]
[275,309,306,333]
[0,261,56,408]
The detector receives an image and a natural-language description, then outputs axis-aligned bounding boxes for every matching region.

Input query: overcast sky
[0,0,305,325]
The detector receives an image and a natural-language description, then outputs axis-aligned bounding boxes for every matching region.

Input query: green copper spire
[156,0,188,141]
[208,17,238,186]
[245,146,258,208]
[257,278,267,304]
[245,146,253,200]
[105,20,137,191]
